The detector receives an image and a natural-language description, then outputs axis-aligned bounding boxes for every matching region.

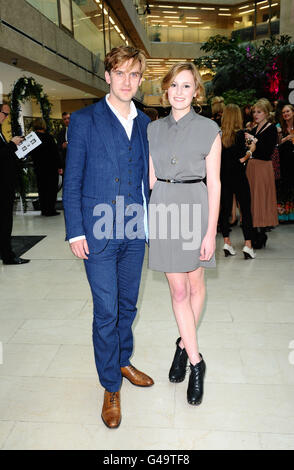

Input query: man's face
[105,59,143,104]
[62,114,70,127]
[0,104,10,125]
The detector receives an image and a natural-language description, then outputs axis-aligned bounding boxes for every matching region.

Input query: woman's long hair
[221,104,243,148]
[280,104,294,135]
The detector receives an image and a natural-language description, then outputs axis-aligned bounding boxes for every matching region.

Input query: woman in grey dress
[148,63,221,406]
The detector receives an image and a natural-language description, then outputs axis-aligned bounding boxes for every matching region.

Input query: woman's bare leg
[166,272,201,365]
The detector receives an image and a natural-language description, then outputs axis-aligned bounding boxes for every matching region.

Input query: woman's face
[167,70,197,112]
[282,106,294,122]
[253,107,267,124]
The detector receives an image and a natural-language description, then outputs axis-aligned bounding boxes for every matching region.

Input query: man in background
[0,102,29,265]
[57,112,70,174]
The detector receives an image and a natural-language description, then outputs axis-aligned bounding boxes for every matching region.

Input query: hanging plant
[9,76,52,136]
[8,77,52,211]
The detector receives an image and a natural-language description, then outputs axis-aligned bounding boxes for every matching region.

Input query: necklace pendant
[171,156,177,165]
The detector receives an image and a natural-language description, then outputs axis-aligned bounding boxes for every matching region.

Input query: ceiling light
[201,7,215,10]
[109,16,115,24]
[148,15,160,17]
[171,25,188,27]
[114,25,121,33]
[178,6,197,10]
[186,17,200,19]
[164,16,178,18]
[120,33,125,40]
[219,8,230,10]
[186,21,203,24]
[260,2,278,8]
[238,4,250,9]
[218,13,232,16]
[162,11,177,14]
[158,5,173,7]
[257,1,268,4]
[239,9,255,14]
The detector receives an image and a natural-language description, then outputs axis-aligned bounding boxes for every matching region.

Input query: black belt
[157,178,203,184]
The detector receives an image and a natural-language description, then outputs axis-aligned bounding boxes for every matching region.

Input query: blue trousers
[84,237,145,392]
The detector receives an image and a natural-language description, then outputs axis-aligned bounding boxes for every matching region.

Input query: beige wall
[280,0,294,38]
[0,0,108,98]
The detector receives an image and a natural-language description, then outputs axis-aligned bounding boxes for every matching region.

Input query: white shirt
[69,95,138,244]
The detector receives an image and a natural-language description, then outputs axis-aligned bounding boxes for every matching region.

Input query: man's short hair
[104,46,146,74]
[62,112,70,117]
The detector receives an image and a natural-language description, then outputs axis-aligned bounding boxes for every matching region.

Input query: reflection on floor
[0,213,294,450]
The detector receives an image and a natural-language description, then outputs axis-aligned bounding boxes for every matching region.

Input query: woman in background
[245,99,278,248]
[277,104,294,222]
[211,96,225,127]
[220,104,256,259]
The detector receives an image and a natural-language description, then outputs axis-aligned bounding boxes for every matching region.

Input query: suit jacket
[0,133,18,195]
[30,132,61,173]
[57,128,67,170]
[63,97,150,253]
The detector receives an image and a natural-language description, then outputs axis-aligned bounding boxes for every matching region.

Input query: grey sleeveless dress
[147,108,221,273]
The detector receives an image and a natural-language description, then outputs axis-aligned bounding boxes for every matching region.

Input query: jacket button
[115,178,119,182]
[112,200,116,204]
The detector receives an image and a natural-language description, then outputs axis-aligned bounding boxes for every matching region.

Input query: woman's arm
[200,133,221,261]
[149,154,157,190]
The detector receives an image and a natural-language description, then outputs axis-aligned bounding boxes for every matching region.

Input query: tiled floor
[0,212,294,450]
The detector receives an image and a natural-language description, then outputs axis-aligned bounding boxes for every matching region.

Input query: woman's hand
[244,132,254,141]
[199,233,216,261]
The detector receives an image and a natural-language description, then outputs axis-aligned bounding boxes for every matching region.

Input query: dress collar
[167,107,196,129]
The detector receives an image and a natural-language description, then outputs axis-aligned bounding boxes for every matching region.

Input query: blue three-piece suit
[63,98,150,392]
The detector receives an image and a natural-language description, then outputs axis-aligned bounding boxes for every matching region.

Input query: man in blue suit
[63,46,153,429]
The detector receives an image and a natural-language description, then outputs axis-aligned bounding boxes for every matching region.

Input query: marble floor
[0,212,294,450]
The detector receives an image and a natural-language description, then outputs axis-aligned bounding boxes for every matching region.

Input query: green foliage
[8,77,52,210]
[222,89,257,107]
[9,77,52,136]
[195,34,294,100]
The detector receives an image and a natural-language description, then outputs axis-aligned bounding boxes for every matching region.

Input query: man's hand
[70,239,89,259]
[11,136,24,146]
[58,168,64,175]
[62,142,68,149]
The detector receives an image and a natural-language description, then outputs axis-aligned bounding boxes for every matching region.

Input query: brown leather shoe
[121,364,154,387]
[101,390,121,429]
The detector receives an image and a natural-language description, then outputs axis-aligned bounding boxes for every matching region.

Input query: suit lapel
[136,113,148,174]
[92,98,118,171]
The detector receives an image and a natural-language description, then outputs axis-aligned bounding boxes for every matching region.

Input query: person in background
[211,96,225,127]
[219,104,256,259]
[0,102,29,265]
[57,112,70,173]
[144,107,159,122]
[277,104,294,222]
[30,118,61,216]
[245,99,278,248]
[243,104,252,128]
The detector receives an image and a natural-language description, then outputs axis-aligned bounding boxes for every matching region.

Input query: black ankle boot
[169,338,188,383]
[187,355,206,405]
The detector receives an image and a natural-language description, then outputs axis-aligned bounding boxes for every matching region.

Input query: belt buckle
[170,179,175,183]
